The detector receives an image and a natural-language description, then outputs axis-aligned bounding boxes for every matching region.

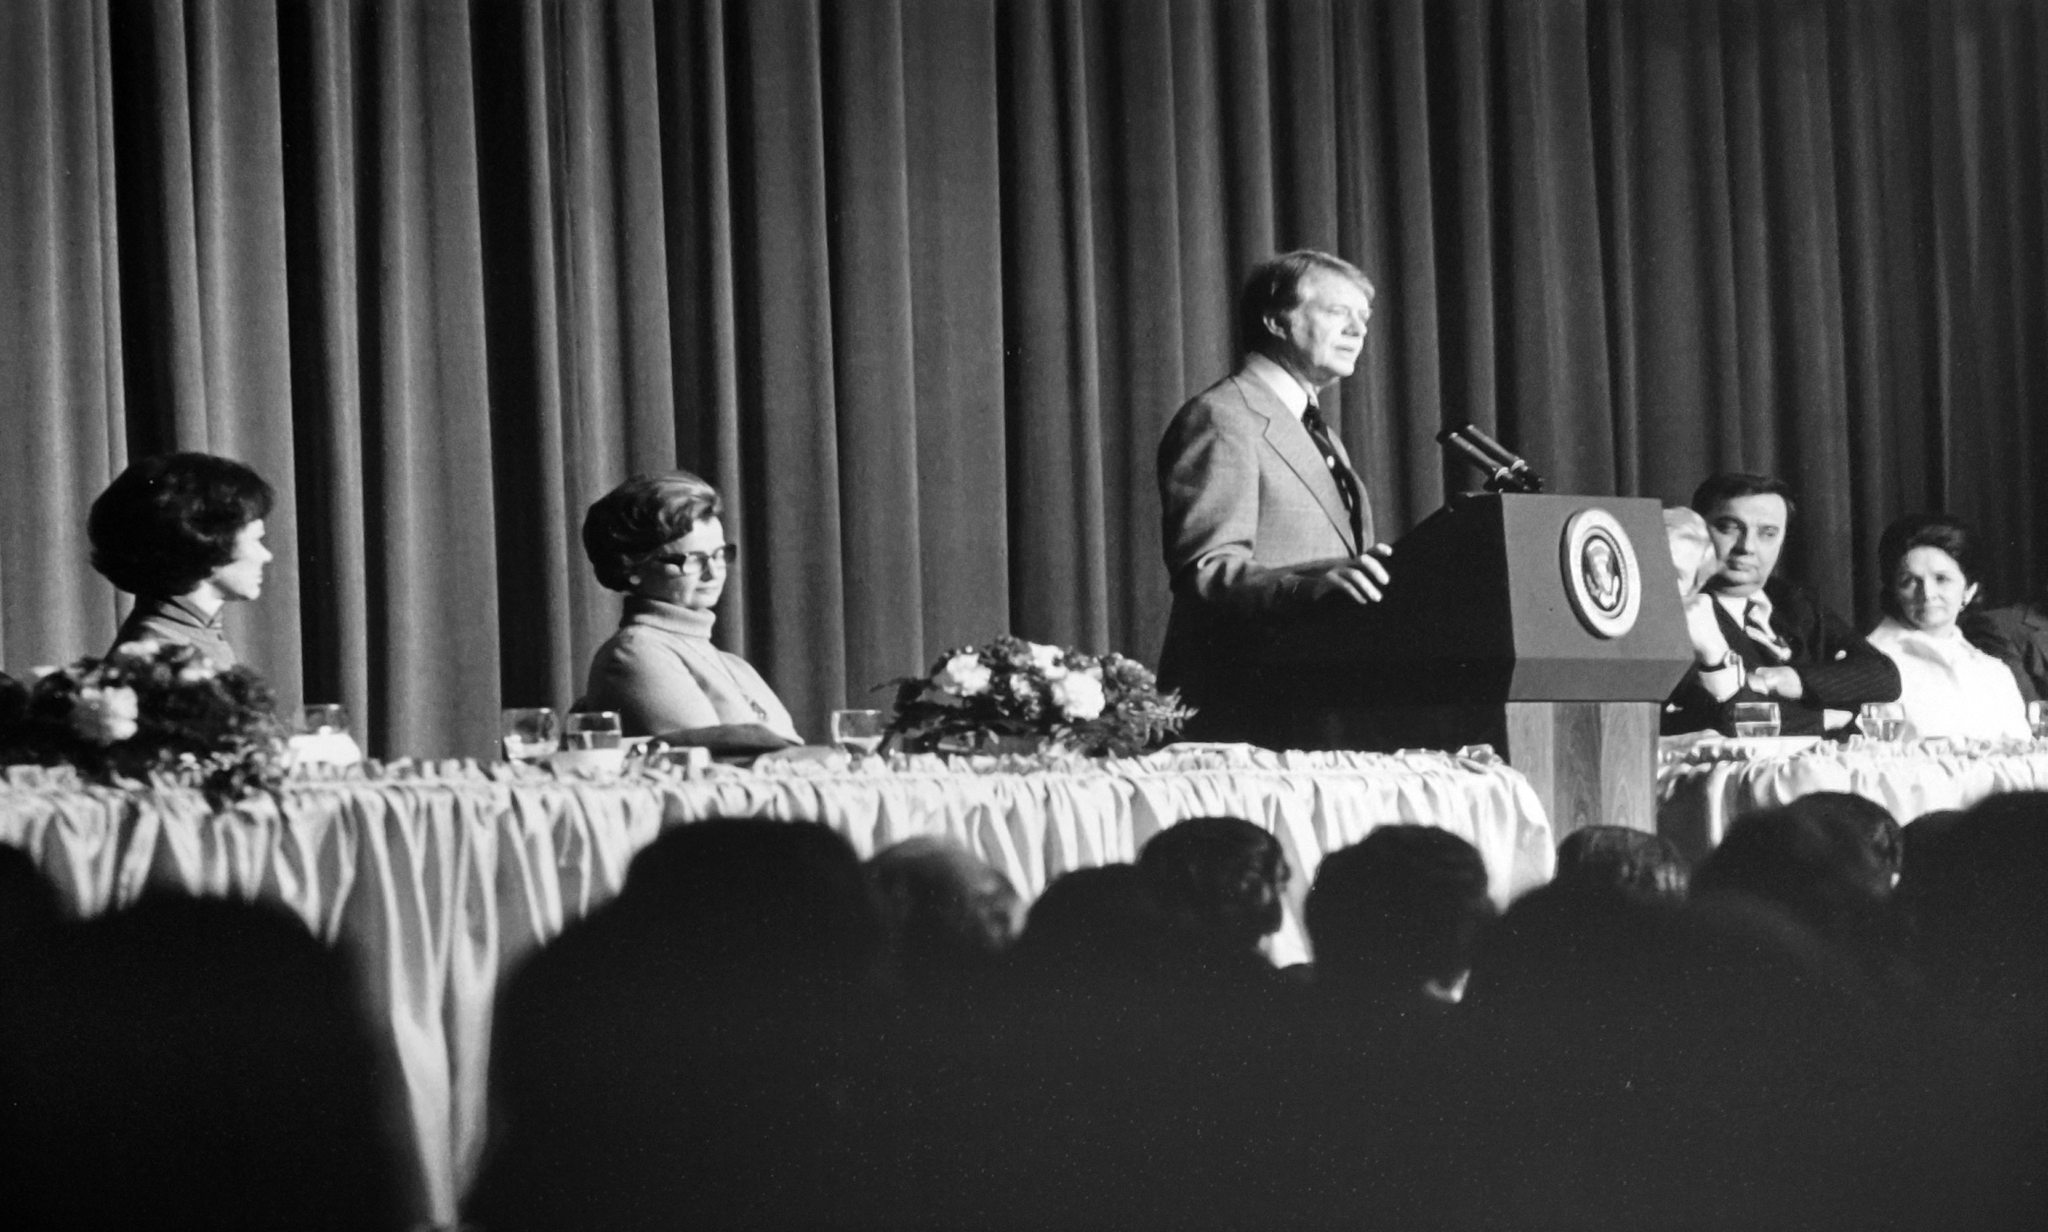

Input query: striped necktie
[1744,593,1793,664]
[1301,402,1364,552]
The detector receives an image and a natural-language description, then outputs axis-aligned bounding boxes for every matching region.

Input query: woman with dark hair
[88,453,275,669]
[581,471,799,746]
[1865,514,2028,740]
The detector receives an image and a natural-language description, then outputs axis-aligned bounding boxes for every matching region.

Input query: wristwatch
[1698,652,1746,691]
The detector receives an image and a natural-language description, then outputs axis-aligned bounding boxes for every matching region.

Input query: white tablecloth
[1656,736,2048,859]
[1,745,1553,1223]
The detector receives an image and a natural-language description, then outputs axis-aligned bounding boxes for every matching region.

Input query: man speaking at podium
[1156,251,1395,742]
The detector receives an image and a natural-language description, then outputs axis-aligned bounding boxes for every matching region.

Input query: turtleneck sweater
[583,596,801,743]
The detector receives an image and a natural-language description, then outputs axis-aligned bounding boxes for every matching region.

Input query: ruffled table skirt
[1657,735,2048,860]
[2,745,1553,1223]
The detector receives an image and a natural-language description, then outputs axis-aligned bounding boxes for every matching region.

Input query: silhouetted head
[1554,825,1689,901]
[0,892,405,1231]
[1138,816,1288,957]
[0,844,59,960]
[1012,864,1193,993]
[868,836,1022,992]
[1691,805,1891,947]
[1781,792,1903,887]
[1305,825,1495,999]
[608,818,884,990]
[1895,792,2048,1021]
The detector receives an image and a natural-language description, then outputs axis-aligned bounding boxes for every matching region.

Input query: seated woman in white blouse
[1865,514,2030,741]
[581,472,802,750]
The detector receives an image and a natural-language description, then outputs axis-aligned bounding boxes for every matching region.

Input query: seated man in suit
[1156,250,1394,742]
[1964,588,2047,702]
[1662,472,1901,736]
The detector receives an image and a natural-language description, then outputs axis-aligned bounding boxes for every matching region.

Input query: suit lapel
[1229,373,1357,553]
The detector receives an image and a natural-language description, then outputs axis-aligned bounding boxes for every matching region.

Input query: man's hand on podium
[1311,542,1394,604]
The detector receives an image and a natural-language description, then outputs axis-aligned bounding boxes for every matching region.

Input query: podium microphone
[1436,423,1546,493]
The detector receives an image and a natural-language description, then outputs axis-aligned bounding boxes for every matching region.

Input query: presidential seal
[1560,509,1641,639]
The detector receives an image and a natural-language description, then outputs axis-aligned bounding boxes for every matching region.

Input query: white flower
[1050,672,1105,721]
[934,652,992,697]
[1028,642,1068,678]
[114,639,162,660]
[70,685,140,745]
[177,662,218,684]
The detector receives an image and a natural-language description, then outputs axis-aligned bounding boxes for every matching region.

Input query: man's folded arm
[1795,604,1902,708]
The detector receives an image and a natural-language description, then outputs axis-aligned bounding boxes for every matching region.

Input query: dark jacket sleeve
[1963,606,2045,703]
[1776,580,1901,709]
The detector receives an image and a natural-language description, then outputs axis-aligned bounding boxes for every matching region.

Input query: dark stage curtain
[2,0,2042,757]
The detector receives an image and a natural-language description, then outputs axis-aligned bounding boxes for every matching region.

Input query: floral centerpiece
[886,635,1191,757]
[0,640,287,800]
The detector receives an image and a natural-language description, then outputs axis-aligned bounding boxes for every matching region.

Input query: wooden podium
[1243,493,1694,837]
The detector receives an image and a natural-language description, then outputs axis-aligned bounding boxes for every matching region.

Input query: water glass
[301,703,350,736]
[1729,701,1781,739]
[830,709,887,759]
[2031,700,2048,741]
[564,710,623,750]
[1859,702,1906,743]
[501,707,560,762]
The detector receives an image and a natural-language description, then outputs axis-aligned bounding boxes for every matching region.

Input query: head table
[1,745,1553,1224]
[1657,735,2048,860]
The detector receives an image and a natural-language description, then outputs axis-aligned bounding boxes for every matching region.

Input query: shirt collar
[1243,351,1315,419]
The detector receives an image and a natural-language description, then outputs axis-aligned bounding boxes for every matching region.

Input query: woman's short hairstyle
[1237,250,1375,359]
[88,453,274,597]
[1876,513,1983,623]
[582,471,723,592]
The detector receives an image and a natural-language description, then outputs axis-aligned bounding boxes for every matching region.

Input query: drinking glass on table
[501,707,560,762]
[830,709,887,760]
[2030,700,2048,741]
[1859,702,1905,743]
[1729,701,1780,739]
[301,703,350,736]
[564,710,623,750]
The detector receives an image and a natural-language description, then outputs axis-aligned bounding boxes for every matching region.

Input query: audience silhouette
[4,801,2045,1230]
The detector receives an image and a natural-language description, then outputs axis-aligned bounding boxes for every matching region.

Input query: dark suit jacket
[1661,576,1901,736]
[1155,368,1371,740]
[1963,602,2047,703]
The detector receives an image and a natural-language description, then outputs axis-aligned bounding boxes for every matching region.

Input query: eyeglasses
[645,543,739,574]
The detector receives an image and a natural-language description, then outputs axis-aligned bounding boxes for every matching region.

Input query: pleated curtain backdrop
[2,0,2043,758]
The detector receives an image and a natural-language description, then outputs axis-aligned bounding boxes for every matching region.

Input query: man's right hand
[1682,593,1732,663]
[1311,543,1393,604]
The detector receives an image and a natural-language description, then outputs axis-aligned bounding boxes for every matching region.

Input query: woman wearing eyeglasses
[580,471,800,747]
